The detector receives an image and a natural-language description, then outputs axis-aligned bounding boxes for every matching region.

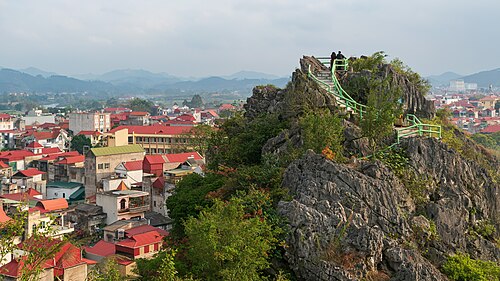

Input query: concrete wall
[46,186,80,200]
[63,264,87,281]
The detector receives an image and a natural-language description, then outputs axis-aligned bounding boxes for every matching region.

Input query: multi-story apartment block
[84,145,145,200]
[69,112,111,134]
[96,188,150,225]
[106,125,194,154]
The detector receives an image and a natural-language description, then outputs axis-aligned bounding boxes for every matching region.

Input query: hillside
[462,68,500,87]
[160,53,499,281]
[0,68,289,95]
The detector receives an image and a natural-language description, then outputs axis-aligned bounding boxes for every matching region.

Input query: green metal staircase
[307,56,441,144]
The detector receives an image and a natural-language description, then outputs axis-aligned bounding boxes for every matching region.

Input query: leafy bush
[442,253,500,281]
[299,109,344,160]
[184,190,282,281]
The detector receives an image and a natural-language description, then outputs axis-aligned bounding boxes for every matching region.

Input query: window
[144,245,150,254]
[120,199,126,210]
[153,201,156,207]
[98,164,103,170]
[104,163,110,169]
[62,193,65,198]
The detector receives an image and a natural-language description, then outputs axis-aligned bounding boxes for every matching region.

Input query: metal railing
[308,62,367,119]
[396,114,441,143]
[307,56,441,146]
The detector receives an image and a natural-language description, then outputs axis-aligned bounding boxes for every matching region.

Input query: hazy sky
[0,0,498,77]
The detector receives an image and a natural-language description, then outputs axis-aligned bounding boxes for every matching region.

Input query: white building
[96,188,150,225]
[449,80,465,92]
[69,112,111,134]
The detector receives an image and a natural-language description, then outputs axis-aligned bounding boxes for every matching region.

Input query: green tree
[87,257,122,281]
[360,76,402,150]
[299,109,344,159]
[183,125,214,157]
[134,250,180,281]
[70,134,92,154]
[128,98,155,114]
[166,173,225,236]
[184,190,280,281]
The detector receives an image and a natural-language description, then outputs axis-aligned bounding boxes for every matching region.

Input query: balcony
[118,204,149,214]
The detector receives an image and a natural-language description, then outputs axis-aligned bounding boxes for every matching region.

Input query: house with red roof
[106,125,194,155]
[19,129,70,152]
[113,160,143,188]
[0,240,92,281]
[27,198,74,239]
[11,168,47,197]
[84,224,167,262]
[0,150,36,171]
[53,154,85,183]
[480,124,500,134]
[76,130,103,146]
[0,114,13,131]
[0,161,13,179]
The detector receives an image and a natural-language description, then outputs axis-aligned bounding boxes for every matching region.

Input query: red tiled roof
[41,147,62,155]
[0,192,37,202]
[123,160,143,171]
[82,258,98,265]
[165,152,203,163]
[129,111,149,116]
[84,240,116,257]
[0,208,11,223]
[175,114,195,122]
[111,113,129,121]
[144,155,166,165]
[480,124,500,133]
[152,177,164,189]
[55,155,85,165]
[109,125,192,135]
[26,188,42,196]
[14,168,45,177]
[0,113,12,119]
[26,141,43,148]
[0,150,35,162]
[40,123,57,129]
[39,151,80,161]
[125,225,168,237]
[55,243,85,269]
[36,198,68,211]
[0,161,9,169]
[116,230,164,248]
[219,103,236,111]
[77,130,102,136]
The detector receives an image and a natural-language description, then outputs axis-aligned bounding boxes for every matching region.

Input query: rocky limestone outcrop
[279,137,499,280]
[342,63,436,119]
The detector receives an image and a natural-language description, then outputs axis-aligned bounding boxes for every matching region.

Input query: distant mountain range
[426,68,500,88]
[0,68,290,96]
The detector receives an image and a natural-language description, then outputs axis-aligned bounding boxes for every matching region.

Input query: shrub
[442,253,500,281]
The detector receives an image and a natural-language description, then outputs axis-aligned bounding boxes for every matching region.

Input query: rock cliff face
[278,138,499,280]
[243,55,498,280]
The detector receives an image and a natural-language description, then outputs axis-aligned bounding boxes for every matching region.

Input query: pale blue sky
[0,0,497,77]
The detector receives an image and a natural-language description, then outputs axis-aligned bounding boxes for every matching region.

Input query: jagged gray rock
[279,137,499,280]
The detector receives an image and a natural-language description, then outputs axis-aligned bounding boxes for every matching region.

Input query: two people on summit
[330,50,346,71]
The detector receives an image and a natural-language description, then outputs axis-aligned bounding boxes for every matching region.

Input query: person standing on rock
[336,51,346,70]
[330,51,336,71]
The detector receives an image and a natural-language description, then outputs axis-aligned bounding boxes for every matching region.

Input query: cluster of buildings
[0,102,237,280]
[429,94,500,134]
